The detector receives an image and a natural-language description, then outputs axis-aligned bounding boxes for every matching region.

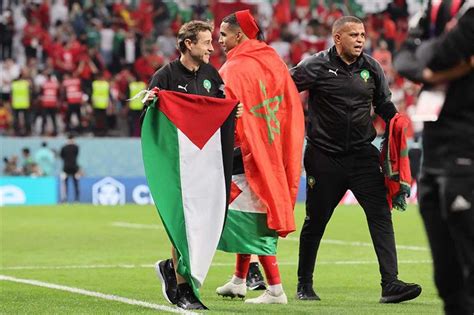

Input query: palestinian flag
[218,174,278,255]
[141,90,237,298]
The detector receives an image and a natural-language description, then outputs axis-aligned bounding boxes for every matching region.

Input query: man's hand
[143,87,160,104]
[422,56,474,84]
[236,103,244,118]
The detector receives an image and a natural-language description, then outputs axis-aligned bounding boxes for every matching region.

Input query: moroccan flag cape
[380,113,412,211]
[141,90,237,298]
[219,39,305,240]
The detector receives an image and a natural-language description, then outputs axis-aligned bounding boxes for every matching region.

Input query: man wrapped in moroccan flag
[215,10,305,304]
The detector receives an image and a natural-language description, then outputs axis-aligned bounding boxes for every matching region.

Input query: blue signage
[65,176,153,205]
[0,177,58,205]
[1,176,310,206]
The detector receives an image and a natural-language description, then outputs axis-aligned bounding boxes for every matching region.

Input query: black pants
[93,108,107,136]
[419,172,474,315]
[62,171,80,202]
[41,108,58,135]
[65,104,82,133]
[298,143,398,286]
[127,110,141,137]
[12,109,31,135]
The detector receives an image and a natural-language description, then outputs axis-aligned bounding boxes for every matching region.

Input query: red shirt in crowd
[63,77,83,104]
[41,79,60,108]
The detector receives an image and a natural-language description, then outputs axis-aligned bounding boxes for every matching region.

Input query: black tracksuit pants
[418,171,474,315]
[298,143,398,286]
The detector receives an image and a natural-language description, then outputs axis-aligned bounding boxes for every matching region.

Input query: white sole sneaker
[245,291,288,304]
[155,260,171,304]
[216,281,246,298]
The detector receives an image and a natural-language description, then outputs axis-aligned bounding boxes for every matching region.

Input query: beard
[190,52,209,65]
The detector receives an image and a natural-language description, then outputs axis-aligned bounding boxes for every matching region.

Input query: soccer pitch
[1,204,442,314]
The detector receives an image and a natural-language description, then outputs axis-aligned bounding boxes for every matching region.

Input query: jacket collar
[329,45,365,69]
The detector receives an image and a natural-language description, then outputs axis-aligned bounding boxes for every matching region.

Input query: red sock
[258,255,281,285]
[234,254,251,279]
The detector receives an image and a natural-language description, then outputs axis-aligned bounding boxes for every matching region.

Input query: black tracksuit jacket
[290,46,397,154]
[148,59,225,98]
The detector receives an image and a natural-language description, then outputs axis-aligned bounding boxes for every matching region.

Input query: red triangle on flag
[158,90,238,149]
[229,181,242,204]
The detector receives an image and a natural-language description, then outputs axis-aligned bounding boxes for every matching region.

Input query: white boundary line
[283,237,429,251]
[0,275,196,315]
[0,260,432,271]
[111,222,164,230]
[111,221,428,252]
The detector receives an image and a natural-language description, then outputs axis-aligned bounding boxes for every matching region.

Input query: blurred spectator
[50,0,69,27]
[152,0,170,36]
[157,27,177,59]
[34,141,56,176]
[270,35,292,64]
[126,75,146,137]
[60,134,80,202]
[40,72,60,136]
[76,47,103,96]
[372,40,393,81]
[0,10,14,60]
[21,147,36,176]
[100,21,115,69]
[134,44,164,83]
[0,101,12,135]
[22,17,46,60]
[91,72,111,136]
[3,155,21,176]
[0,58,20,108]
[11,70,32,136]
[122,31,139,68]
[62,72,83,134]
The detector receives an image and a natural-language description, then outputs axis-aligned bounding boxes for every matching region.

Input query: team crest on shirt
[360,69,370,82]
[307,176,316,189]
[203,79,211,92]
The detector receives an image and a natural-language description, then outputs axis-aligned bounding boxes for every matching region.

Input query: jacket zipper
[345,70,353,152]
[193,71,198,94]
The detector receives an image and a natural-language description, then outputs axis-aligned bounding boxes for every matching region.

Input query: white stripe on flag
[229,174,266,213]
[178,129,226,286]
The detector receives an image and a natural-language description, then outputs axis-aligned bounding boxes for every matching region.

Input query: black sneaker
[155,259,178,304]
[176,283,208,310]
[246,263,266,291]
[296,283,321,301]
[380,279,422,303]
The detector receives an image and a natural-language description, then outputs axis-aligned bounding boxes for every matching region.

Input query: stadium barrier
[0,175,418,206]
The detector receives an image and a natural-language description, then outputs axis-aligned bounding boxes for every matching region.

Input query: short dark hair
[222,13,265,41]
[176,20,213,53]
[332,16,363,34]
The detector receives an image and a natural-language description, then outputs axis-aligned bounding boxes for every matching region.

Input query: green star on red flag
[249,81,283,144]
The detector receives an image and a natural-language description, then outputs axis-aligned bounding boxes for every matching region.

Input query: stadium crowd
[0,0,422,138]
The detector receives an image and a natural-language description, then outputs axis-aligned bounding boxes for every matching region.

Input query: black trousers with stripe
[298,143,398,286]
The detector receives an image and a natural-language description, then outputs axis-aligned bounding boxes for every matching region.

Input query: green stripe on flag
[218,209,278,255]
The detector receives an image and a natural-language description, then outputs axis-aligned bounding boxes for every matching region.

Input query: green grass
[0,204,441,314]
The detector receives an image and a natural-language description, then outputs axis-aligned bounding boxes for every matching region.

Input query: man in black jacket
[144,20,242,311]
[396,2,473,314]
[60,134,80,202]
[290,16,422,303]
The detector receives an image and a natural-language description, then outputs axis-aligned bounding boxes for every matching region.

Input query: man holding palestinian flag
[215,10,305,304]
[141,20,242,310]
